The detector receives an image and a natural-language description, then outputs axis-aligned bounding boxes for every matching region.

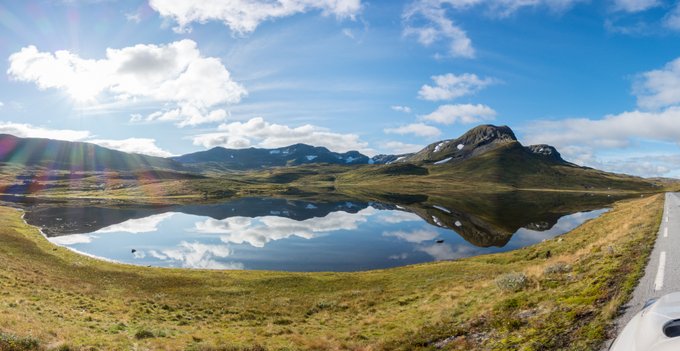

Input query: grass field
[0,194,664,350]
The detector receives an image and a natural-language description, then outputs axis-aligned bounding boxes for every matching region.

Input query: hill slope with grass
[0,134,182,172]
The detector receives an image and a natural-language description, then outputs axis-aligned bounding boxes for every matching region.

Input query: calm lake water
[15,193,627,272]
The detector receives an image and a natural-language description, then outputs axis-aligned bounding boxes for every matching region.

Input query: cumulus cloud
[0,121,91,141]
[420,104,496,124]
[522,107,680,176]
[50,234,97,245]
[523,107,680,149]
[597,155,679,177]
[194,208,377,248]
[634,56,680,109]
[96,213,176,234]
[391,105,412,113]
[612,0,660,12]
[418,73,496,101]
[416,242,475,260]
[383,227,439,243]
[148,0,362,34]
[7,39,246,127]
[384,123,441,137]
[156,241,244,269]
[88,138,174,157]
[378,211,422,224]
[192,117,371,154]
[382,141,425,154]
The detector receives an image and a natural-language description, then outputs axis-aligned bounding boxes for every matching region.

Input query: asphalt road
[605,192,680,347]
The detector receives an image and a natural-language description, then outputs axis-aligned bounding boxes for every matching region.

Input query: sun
[65,75,102,103]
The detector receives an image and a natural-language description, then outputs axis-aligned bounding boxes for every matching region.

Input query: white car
[610,293,680,351]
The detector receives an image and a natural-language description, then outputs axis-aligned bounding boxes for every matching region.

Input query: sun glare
[66,76,101,103]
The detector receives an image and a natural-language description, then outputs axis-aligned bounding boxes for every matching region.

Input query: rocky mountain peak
[524,144,564,163]
[458,124,517,146]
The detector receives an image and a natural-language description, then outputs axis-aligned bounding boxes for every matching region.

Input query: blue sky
[1,0,680,177]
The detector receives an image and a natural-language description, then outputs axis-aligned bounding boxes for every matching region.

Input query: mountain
[173,143,369,171]
[339,125,659,192]
[0,134,182,171]
[389,124,567,166]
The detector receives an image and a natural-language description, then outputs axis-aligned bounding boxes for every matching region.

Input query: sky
[1,0,680,177]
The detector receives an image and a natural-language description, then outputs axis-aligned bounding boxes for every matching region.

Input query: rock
[524,144,565,163]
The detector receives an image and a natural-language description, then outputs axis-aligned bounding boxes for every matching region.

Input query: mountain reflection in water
[14,192,633,271]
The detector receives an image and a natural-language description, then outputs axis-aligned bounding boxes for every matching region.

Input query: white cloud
[0,102,4,108]
[664,4,680,30]
[523,107,680,150]
[391,105,412,113]
[192,117,372,154]
[416,242,472,260]
[88,138,174,157]
[597,155,678,177]
[420,104,496,124]
[7,39,246,127]
[159,241,244,269]
[383,227,439,243]
[403,0,583,58]
[384,123,441,137]
[403,2,475,58]
[148,0,362,34]
[418,73,496,101]
[194,208,377,248]
[634,56,680,109]
[96,213,176,234]
[125,11,142,23]
[612,0,660,12]
[0,121,91,141]
[50,234,97,245]
[522,107,680,176]
[378,211,422,224]
[382,141,425,154]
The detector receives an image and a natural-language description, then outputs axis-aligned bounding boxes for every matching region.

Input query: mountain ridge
[173,125,571,170]
[0,134,183,172]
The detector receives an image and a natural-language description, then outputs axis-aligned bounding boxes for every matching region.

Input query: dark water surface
[10,192,633,271]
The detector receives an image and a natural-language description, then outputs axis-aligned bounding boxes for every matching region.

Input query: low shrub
[495,272,528,292]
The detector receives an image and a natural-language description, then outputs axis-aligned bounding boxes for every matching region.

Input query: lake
[13,192,629,272]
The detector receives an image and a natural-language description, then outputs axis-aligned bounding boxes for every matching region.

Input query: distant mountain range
[172,125,568,170]
[173,143,369,171]
[0,125,565,172]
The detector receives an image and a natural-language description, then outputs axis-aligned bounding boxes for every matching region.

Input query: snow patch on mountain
[434,141,449,153]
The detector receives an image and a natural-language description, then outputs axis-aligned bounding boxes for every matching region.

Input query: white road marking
[664,227,669,238]
[655,252,667,291]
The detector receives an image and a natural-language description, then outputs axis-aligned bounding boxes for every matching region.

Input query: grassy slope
[0,194,663,350]
[337,143,661,194]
